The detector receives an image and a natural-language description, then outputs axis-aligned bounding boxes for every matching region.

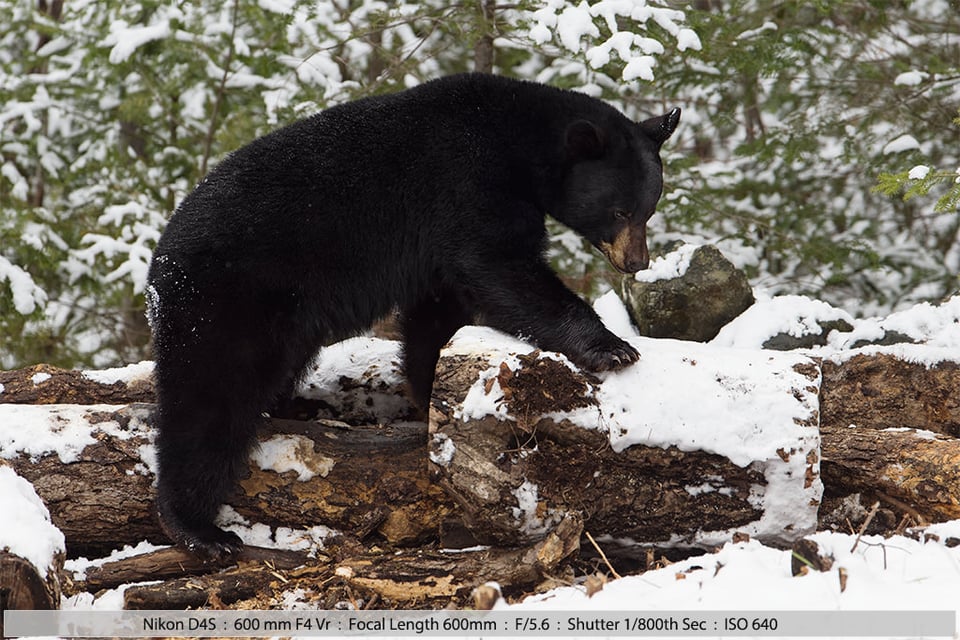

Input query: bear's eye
[614,209,632,220]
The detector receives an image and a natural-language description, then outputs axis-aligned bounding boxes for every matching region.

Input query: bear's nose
[622,255,650,273]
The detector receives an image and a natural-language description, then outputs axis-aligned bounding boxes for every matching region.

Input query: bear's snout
[599,226,649,274]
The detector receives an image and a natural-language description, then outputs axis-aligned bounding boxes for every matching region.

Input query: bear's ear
[639,107,681,147]
[565,119,606,161]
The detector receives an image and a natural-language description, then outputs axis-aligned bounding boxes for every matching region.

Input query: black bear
[147,73,679,560]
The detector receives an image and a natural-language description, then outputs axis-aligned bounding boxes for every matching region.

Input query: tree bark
[81,546,311,593]
[0,363,154,405]
[820,354,960,437]
[819,422,960,527]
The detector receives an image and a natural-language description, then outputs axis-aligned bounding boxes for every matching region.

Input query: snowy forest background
[1,0,958,370]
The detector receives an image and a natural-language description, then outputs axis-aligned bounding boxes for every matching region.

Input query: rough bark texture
[0,404,452,554]
[0,461,64,616]
[0,551,61,614]
[820,355,960,437]
[819,422,960,525]
[0,363,154,405]
[4,345,960,609]
[335,514,582,603]
[80,545,311,593]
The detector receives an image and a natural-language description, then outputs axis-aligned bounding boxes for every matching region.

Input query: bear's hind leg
[401,288,474,412]
[154,386,259,561]
[152,302,323,561]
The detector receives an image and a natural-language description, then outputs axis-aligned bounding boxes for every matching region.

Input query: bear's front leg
[473,261,638,373]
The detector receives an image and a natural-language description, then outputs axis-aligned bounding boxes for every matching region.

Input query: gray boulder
[621,243,755,342]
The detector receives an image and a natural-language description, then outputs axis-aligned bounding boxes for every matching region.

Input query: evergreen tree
[1,0,956,368]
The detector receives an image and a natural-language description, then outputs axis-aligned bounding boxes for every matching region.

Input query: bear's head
[554,108,680,274]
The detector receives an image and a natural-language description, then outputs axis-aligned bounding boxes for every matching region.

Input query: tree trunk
[820,354,960,437]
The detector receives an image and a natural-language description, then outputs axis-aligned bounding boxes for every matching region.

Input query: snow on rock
[631,241,699,282]
[711,293,855,350]
[0,465,65,576]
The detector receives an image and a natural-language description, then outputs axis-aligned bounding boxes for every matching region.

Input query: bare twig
[584,531,622,580]
[850,501,880,553]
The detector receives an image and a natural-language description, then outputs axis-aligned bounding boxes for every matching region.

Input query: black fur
[147,73,679,559]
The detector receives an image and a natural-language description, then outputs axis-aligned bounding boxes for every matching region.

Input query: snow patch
[0,255,47,315]
[882,134,920,154]
[593,290,639,338]
[711,294,854,349]
[0,466,65,576]
[499,532,960,614]
[632,242,699,282]
[512,480,563,536]
[894,70,929,86]
[429,433,456,466]
[82,360,154,385]
[250,434,334,481]
[105,21,172,64]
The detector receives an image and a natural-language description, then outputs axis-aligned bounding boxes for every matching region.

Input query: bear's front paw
[573,336,639,372]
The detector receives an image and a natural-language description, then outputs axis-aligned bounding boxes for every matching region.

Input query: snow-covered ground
[2,290,959,637]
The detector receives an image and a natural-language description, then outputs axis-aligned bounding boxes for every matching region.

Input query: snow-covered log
[0,463,65,613]
[0,363,155,405]
[0,404,450,552]
[4,332,960,559]
[428,329,823,550]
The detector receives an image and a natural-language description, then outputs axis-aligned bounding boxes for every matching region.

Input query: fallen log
[0,404,452,554]
[819,423,960,526]
[122,561,294,610]
[0,463,65,615]
[335,513,582,604]
[80,545,313,593]
[121,515,580,609]
[428,330,823,549]
[820,354,960,437]
[0,363,154,405]
[4,337,960,563]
